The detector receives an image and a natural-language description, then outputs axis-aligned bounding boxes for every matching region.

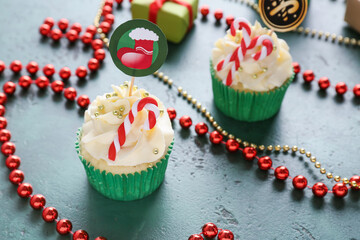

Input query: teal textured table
[0,0,360,239]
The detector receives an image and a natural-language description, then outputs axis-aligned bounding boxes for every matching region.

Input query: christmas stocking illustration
[117,27,159,70]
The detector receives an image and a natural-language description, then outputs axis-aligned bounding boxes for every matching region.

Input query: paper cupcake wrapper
[75,128,173,201]
[211,61,295,122]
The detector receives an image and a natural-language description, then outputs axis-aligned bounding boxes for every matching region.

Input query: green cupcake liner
[75,128,173,201]
[211,61,295,122]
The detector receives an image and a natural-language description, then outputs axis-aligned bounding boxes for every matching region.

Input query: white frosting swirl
[212,21,293,92]
[80,85,174,168]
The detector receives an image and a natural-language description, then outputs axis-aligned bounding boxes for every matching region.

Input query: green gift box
[131,0,199,43]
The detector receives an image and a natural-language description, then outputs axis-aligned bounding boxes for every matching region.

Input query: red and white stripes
[108,97,160,161]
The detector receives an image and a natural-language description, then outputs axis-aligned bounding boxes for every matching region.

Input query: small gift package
[345,0,360,34]
[131,0,199,43]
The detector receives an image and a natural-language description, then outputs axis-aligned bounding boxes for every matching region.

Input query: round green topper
[109,19,168,77]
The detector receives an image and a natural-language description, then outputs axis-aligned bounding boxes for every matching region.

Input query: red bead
[0,129,11,142]
[3,81,16,95]
[0,116,7,129]
[335,82,347,95]
[0,105,4,116]
[35,76,50,89]
[43,64,55,77]
[350,175,360,190]
[9,169,24,184]
[274,166,289,180]
[51,80,65,93]
[332,183,348,198]
[292,62,301,74]
[6,155,20,170]
[81,32,94,44]
[44,17,55,28]
[242,147,257,161]
[39,24,51,36]
[102,5,113,16]
[100,21,111,34]
[167,107,177,120]
[5,155,21,170]
[179,115,192,129]
[209,131,223,144]
[86,25,97,35]
[2,141,15,155]
[214,9,223,21]
[115,0,123,3]
[56,219,73,235]
[71,23,82,34]
[92,39,104,50]
[0,60,5,73]
[188,234,204,240]
[58,18,69,31]
[292,175,308,190]
[66,29,79,42]
[312,182,328,197]
[76,66,88,78]
[104,14,115,25]
[26,61,39,74]
[226,139,239,152]
[73,230,89,240]
[17,183,33,198]
[77,95,90,108]
[302,70,314,82]
[95,237,107,240]
[195,122,208,136]
[218,229,234,240]
[353,84,360,97]
[104,0,113,7]
[64,87,77,101]
[200,5,210,17]
[257,156,272,170]
[10,60,22,73]
[318,77,330,90]
[226,15,234,26]
[30,194,46,209]
[59,67,72,80]
[0,92,7,105]
[94,49,106,61]
[42,207,58,222]
[51,29,63,41]
[202,222,218,238]
[88,58,100,71]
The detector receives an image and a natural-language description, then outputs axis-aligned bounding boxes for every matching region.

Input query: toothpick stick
[129,76,135,96]
[268,28,274,36]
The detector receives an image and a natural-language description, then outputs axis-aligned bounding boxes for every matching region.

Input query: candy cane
[230,17,252,47]
[250,35,274,61]
[108,97,160,161]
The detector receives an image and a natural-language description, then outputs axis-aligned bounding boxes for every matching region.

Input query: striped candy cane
[250,35,274,61]
[108,97,160,161]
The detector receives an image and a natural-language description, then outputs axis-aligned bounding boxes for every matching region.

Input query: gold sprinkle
[182,91,188,97]
[160,109,164,116]
[106,94,111,98]
[94,112,99,117]
[113,110,119,116]
[196,103,202,109]
[112,92,118,97]
[98,105,104,110]
[238,67,243,72]
[117,114,123,119]
[153,148,159,154]
[119,106,125,112]
[143,92,149,97]
[253,74,257,79]
[262,67,268,72]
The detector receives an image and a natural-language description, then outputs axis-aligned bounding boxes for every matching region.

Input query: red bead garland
[19,76,33,89]
[35,76,50,89]
[44,17,55,28]
[71,23,82,33]
[5,155,20,170]
[26,61,39,74]
[225,15,234,26]
[2,141,16,156]
[209,131,223,144]
[77,95,90,108]
[17,183,33,198]
[0,60,5,73]
[56,219,73,235]
[42,207,58,222]
[292,175,308,190]
[88,58,100,71]
[0,129,11,142]
[292,62,300,74]
[179,115,192,129]
[312,182,328,197]
[9,169,24,184]
[10,60,22,73]
[303,70,315,83]
[257,156,272,170]
[81,32,94,44]
[353,84,360,97]
[218,229,234,240]
[332,183,348,198]
[73,230,89,240]
[195,122,208,136]
[0,105,4,116]
[189,234,204,240]
[51,29,63,41]
[214,9,223,21]
[318,77,330,90]
[86,25,97,35]
[30,194,46,209]
[76,66,88,78]
[200,5,210,17]
[274,166,289,180]
[202,222,218,238]
[335,82,347,95]
[40,24,51,36]
[94,49,106,61]
[92,39,104,50]
[350,175,360,190]
[51,80,65,93]
[64,87,77,101]
[58,18,69,31]
[43,64,55,77]
[225,139,239,152]
[0,92,7,104]
[3,82,16,95]
[66,29,79,42]
[167,107,177,120]
[242,147,257,161]
[0,116,7,129]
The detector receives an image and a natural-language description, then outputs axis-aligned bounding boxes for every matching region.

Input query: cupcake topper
[258,0,308,32]
[109,19,168,96]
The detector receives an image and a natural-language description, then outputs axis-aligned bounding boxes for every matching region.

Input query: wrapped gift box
[345,0,360,34]
[131,0,199,43]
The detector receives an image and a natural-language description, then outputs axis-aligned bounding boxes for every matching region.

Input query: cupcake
[75,83,174,201]
[211,18,294,122]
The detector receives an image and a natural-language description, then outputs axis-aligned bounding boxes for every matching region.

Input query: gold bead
[153,71,159,76]
[243,141,249,147]
[106,93,111,98]
[304,27,310,35]
[177,86,183,93]
[94,112,99,117]
[113,110,119,116]
[191,98,197,105]
[331,33,337,41]
[299,148,305,154]
[297,26,304,33]
[283,145,289,152]
[153,148,159,154]
[262,67,268,72]
[222,130,228,136]
[337,35,343,43]
[160,109,164,116]
[212,121,218,128]
[357,40,360,46]
[97,28,103,34]
[274,145,281,151]
[259,145,265,151]
[228,134,234,139]
[119,105,125,112]
[320,168,326,174]
[196,103,202,109]
[318,31,323,38]
[238,67,243,72]
[311,29,317,37]
[326,173,333,179]
[236,138,242,144]
[123,81,129,87]
[216,126,223,132]
[158,72,164,79]
[343,178,349,184]
[252,74,257,79]
[310,156,316,163]
[305,152,311,158]
[167,79,173,86]
[208,116,214,122]
[292,146,298,152]
[250,143,257,149]
[187,95,192,102]
[315,162,321,168]
[325,32,330,39]
[182,91,188,97]
[201,107,206,113]
[334,176,341,182]
[163,76,169,83]
[351,38,357,46]
[351,181,358,187]
[98,105,104,110]
[344,37,350,45]
[205,112,211,118]
[133,85,138,91]
[112,92,118,97]
[117,114,123,119]
[143,92,149,97]
[267,145,273,151]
